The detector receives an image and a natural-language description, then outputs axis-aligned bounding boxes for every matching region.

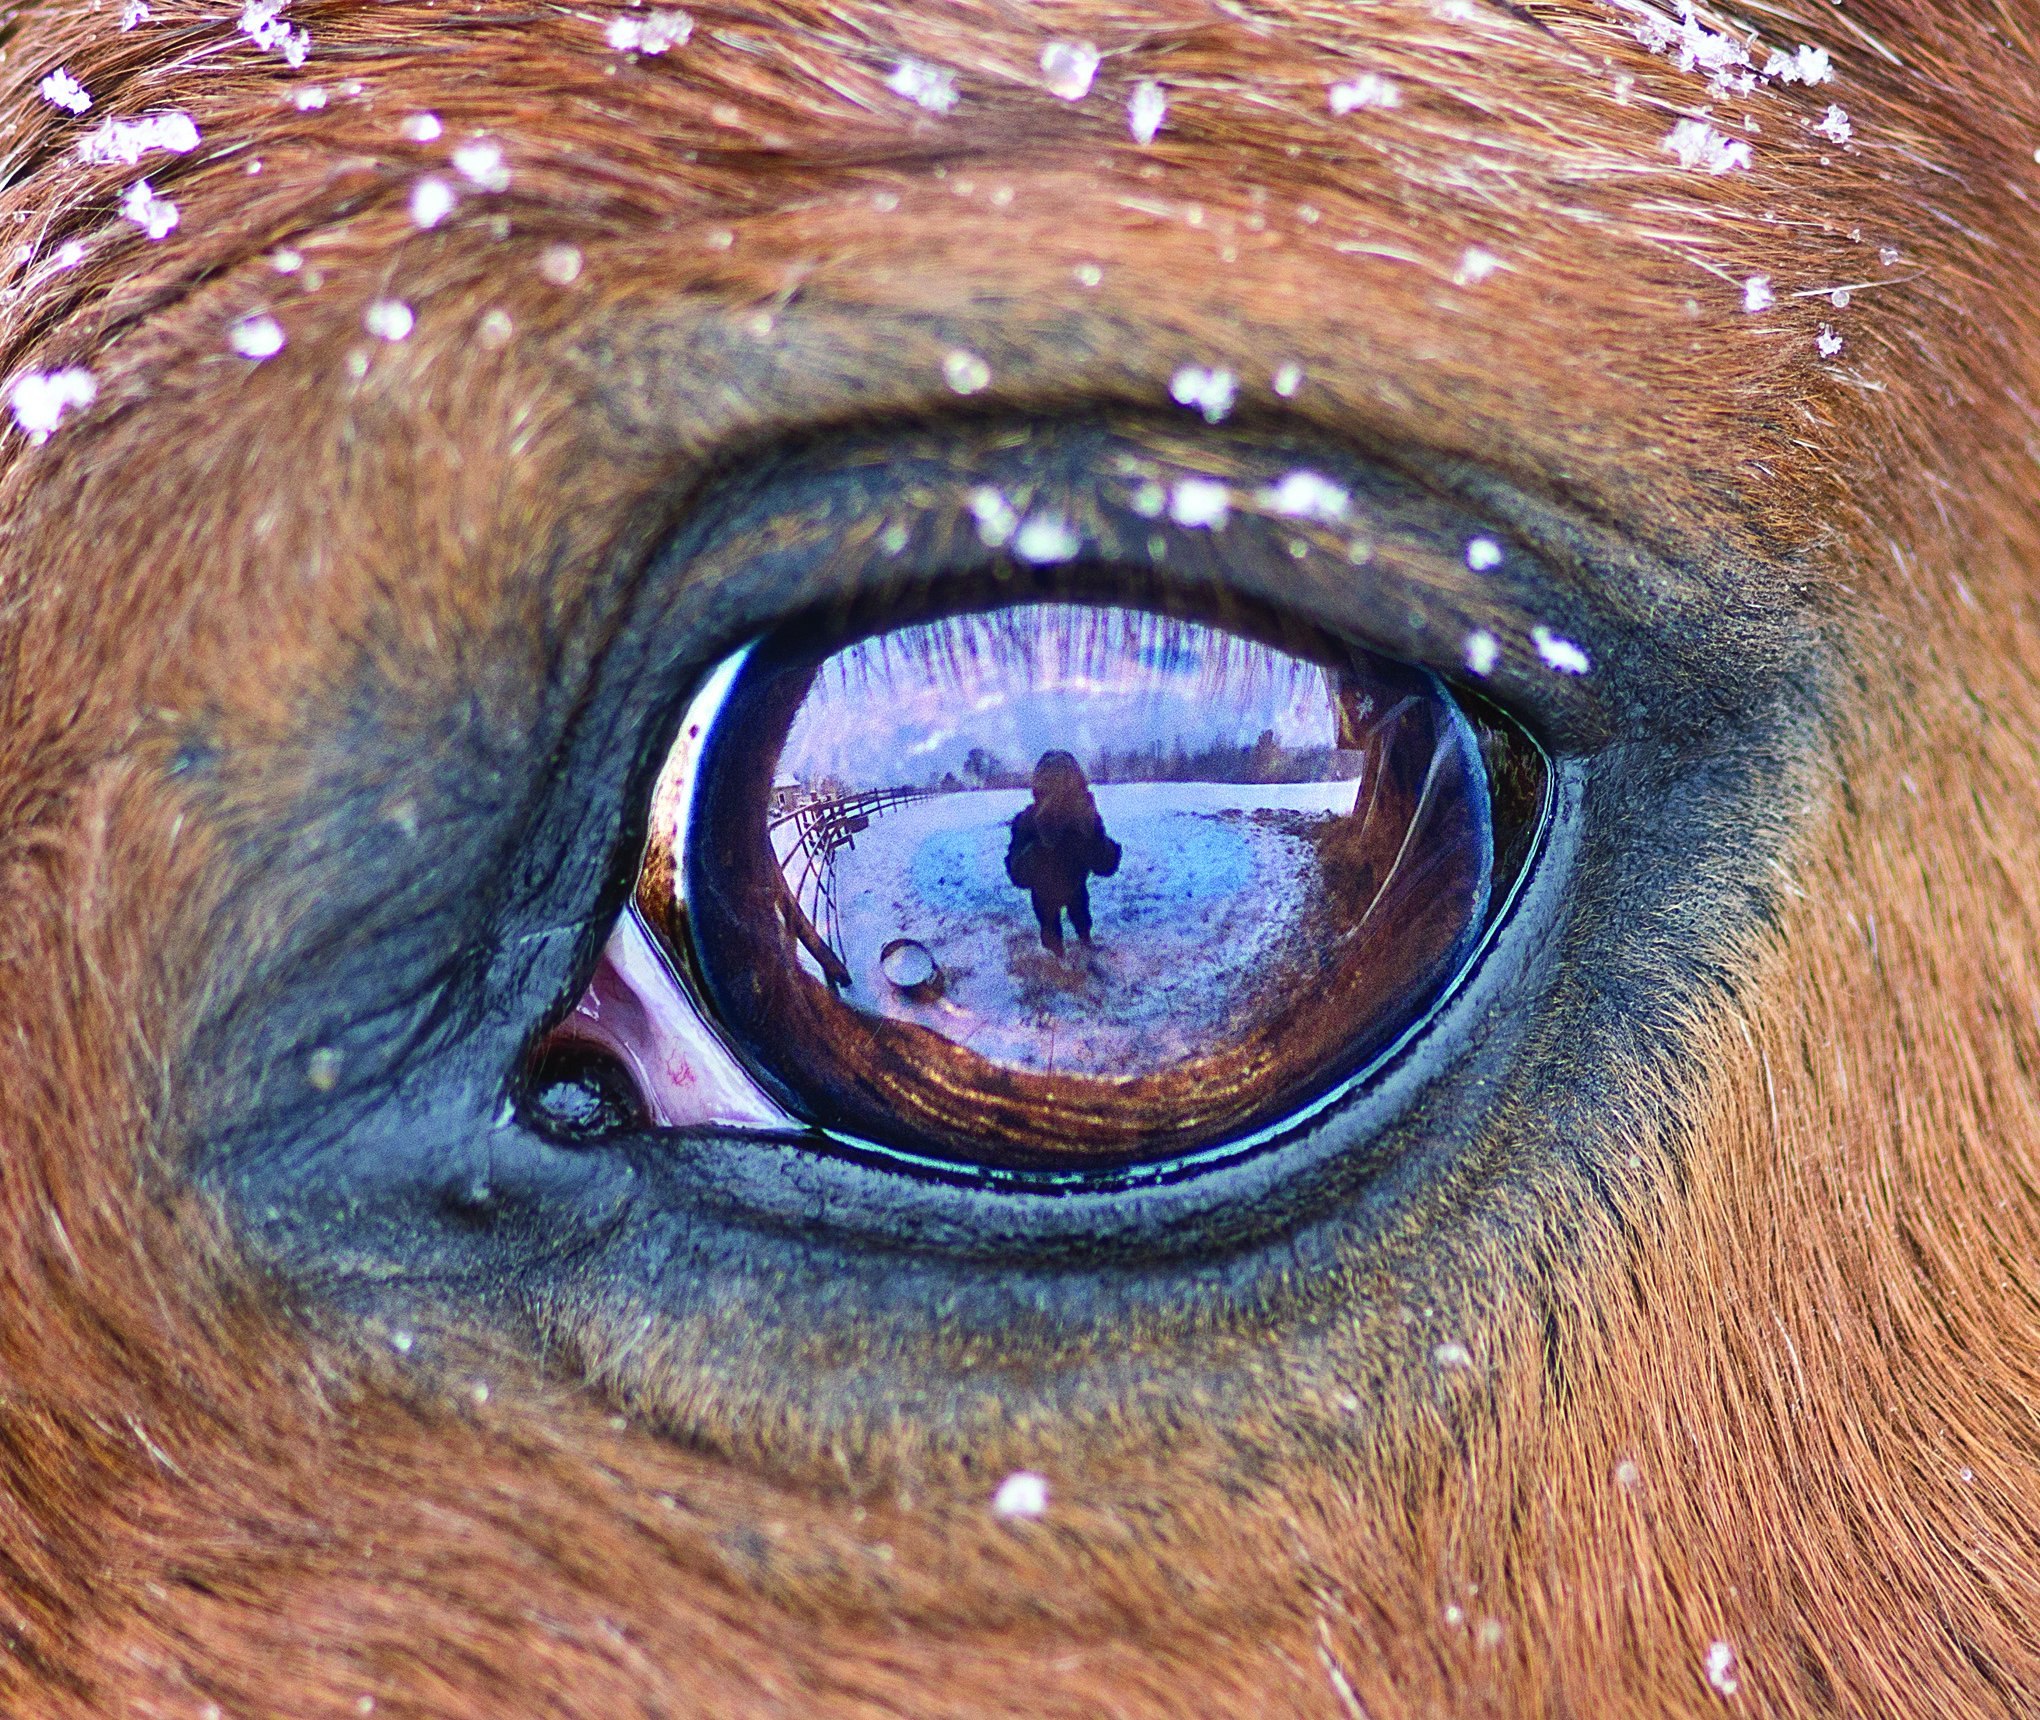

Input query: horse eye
[528,599,1548,1178]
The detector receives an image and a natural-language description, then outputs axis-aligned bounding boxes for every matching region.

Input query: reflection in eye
[530,602,1547,1176]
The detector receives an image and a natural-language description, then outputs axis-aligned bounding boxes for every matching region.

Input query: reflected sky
[782,604,1340,789]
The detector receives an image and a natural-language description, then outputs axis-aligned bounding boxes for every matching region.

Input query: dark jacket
[1005,804,1121,906]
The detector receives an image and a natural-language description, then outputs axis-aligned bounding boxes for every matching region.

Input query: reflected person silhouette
[1004,750,1123,955]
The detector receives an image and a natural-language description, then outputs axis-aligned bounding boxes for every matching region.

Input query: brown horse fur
[1,0,2039,1711]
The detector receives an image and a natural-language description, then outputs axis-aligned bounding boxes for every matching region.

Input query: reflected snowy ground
[812,780,1361,1076]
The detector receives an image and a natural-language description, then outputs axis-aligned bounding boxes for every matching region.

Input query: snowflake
[75,111,199,167]
[606,10,692,54]
[942,350,991,394]
[38,69,90,115]
[1329,72,1400,113]
[1453,247,1501,286]
[1259,471,1349,523]
[1704,1640,1741,1697]
[1662,118,1751,174]
[886,59,959,113]
[1039,41,1099,102]
[1128,79,1166,145]
[1531,626,1591,674]
[992,1472,1049,1519]
[119,178,177,240]
[452,141,510,192]
[1761,43,1831,83]
[228,313,286,359]
[1169,477,1230,529]
[9,367,96,441]
[364,299,414,341]
[238,0,310,66]
[1169,365,1236,422]
[409,177,455,228]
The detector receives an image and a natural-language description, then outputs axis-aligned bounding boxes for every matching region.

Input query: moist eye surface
[534,597,1548,1175]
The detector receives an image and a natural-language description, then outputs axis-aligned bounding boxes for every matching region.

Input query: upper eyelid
[618,411,1626,751]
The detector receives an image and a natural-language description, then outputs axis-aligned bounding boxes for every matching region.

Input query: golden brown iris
[642,602,1546,1170]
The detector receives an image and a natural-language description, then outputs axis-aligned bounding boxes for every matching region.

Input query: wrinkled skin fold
[1,0,2039,1713]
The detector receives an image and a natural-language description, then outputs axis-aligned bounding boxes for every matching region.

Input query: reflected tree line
[938,732,1364,793]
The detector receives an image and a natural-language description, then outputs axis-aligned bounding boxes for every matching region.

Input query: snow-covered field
[805,780,1360,1075]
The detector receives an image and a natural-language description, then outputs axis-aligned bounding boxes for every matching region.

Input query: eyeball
[537,598,1548,1177]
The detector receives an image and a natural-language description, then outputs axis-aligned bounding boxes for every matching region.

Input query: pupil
[667,601,1504,1170]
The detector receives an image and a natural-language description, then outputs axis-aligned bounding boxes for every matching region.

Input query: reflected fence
[770,785,932,975]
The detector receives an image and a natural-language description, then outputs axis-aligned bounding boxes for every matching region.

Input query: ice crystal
[1014,514,1082,563]
[969,486,1018,547]
[1465,536,1503,570]
[453,141,511,192]
[293,86,328,111]
[1463,630,1499,676]
[401,113,442,143]
[887,59,959,114]
[1432,1341,1474,1370]
[1169,477,1230,529]
[1128,79,1166,145]
[9,367,96,441]
[1742,274,1774,312]
[1662,118,1751,174]
[539,243,583,285]
[1705,1640,1740,1697]
[1259,471,1349,523]
[364,299,414,341]
[228,313,286,359]
[119,0,151,27]
[1531,626,1591,674]
[1761,43,1831,83]
[52,240,85,269]
[606,8,693,53]
[76,110,199,167]
[1329,73,1400,113]
[992,1472,1049,1519]
[1625,2,1750,76]
[409,176,455,228]
[39,69,90,115]
[119,178,177,240]
[1453,247,1500,286]
[1272,361,1304,397]
[1169,364,1236,423]
[239,0,310,66]
[1816,104,1851,144]
[942,350,991,394]
[1816,324,1843,357]
[1040,41,1099,102]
